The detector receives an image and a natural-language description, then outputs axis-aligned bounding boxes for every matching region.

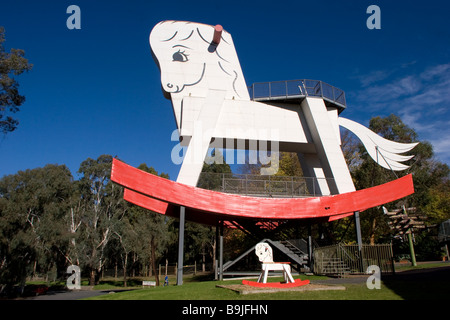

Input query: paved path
[24,288,132,300]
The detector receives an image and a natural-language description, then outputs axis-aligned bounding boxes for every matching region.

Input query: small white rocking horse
[255,242,295,284]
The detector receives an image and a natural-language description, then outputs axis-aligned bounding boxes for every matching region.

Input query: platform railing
[197,172,334,197]
[248,79,346,109]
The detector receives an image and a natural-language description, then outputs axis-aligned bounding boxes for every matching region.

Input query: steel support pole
[219,221,224,281]
[402,206,417,267]
[308,224,313,271]
[354,211,364,272]
[354,211,363,252]
[214,224,219,280]
[177,206,185,286]
[407,231,417,267]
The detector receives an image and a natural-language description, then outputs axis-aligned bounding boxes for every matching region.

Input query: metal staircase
[318,258,350,277]
[271,239,308,266]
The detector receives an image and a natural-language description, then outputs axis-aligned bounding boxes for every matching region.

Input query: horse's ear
[213,25,223,45]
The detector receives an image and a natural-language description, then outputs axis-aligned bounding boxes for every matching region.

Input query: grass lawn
[85,281,401,301]
[82,276,444,300]
[84,263,450,300]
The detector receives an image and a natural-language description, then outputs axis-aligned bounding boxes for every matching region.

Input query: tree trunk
[32,260,37,280]
[89,269,96,286]
[132,253,136,277]
[165,259,168,276]
[150,237,159,286]
[123,254,128,287]
[149,258,152,277]
[370,216,377,245]
[202,253,206,273]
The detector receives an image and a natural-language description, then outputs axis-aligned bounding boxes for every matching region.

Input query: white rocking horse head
[150,21,249,102]
[255,242,274,263]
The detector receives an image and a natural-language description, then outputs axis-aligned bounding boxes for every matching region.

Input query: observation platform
[248,79,346,113]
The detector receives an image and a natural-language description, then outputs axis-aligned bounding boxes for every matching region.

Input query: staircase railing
[313,243,394,276]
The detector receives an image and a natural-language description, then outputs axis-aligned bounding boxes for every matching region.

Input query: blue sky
[1,0,449,181]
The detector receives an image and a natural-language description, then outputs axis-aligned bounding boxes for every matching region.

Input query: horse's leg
[176,89,226,187]
[300,98,355,194]
[176,131,214,186]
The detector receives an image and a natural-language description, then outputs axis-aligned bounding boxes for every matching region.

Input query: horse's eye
[173,50,189,62]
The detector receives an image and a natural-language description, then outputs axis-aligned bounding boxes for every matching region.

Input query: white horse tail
[338,117,418,171]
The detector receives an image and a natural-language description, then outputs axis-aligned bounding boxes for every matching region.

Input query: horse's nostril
[167,83,173,88]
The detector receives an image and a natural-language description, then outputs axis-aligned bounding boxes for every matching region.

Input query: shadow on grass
[382,265,450,299]
[188,273,216,282]
[95,278,144,288]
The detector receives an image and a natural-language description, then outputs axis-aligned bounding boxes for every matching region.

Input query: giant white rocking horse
[149,20,418,195]
[110,21,418,288]
[110,20,417,226]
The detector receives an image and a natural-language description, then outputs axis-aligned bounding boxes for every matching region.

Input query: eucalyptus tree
[0,27,33,134]
[123,163,170,286]
[76,155,127,285]
[0,164,73,291]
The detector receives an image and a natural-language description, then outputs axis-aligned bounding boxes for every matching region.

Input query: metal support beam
[177,206,185,286]
[308,224,313,270]
[354,211,362,252]
[407,232,417,267]
[214,224,219,280]
[354,211,365,272]
[219,221,224,281]
[403,206,417,267]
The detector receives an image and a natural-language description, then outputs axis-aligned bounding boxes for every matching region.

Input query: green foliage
[369,114,418,142]
[0,155,178,290]
[0,27,33,134]
[124,163,170,285]
[76,155,127,284]
[197,149,231,190]
[424,180,450,223]
[238,151,303,177]
[274,152,303,177]
[0,164,73,288]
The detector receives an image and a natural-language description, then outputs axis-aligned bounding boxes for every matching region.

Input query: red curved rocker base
[242,278,310,288]
[111,159,415,226]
